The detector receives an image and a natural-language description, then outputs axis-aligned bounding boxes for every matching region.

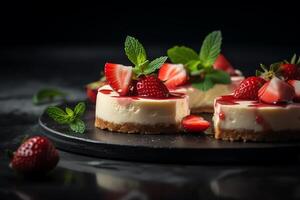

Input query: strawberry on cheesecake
[213,55,300,141]
[95,36,191,134]
[158,31,244,113]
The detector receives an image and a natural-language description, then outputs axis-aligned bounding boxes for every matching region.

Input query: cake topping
[233,76,266,100]
[104,36,168,97]
[288,80,300,102]
[158,63,187,89]
[181,115,210,132]
[258,77,295,104]
[104,63,133,96]
[164,31,234,91]
[136,75,170,98]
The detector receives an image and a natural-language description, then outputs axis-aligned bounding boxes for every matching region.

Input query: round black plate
[39,102,300,163]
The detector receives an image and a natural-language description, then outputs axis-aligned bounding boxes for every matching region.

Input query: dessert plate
[39,101,300,163]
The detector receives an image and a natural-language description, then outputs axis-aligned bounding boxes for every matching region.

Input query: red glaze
[99,89,113,94]
[219,111,225,120]
[111,93,185,100]
[216,95,240,105]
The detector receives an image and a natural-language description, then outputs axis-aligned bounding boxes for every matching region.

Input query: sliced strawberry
[158,63,187,89]
[136,75,170,98]
[10,136,59,174]
[86,81,106,103]
[213,54,236,75]
[233,76,266,100]
[104,63,132,96]
[181,115,210,132]
[258,77,295,104]
[288,80,300,102]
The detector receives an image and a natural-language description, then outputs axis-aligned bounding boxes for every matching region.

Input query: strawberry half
[136,75,170,98]
[213,54,236,75]
[233,76,266,100]
[158,63,187,89]
[258,77,295,104]
[104,63,133,96]
[181,115,210,132]
[288,80,300,102]
[10,136,59,174]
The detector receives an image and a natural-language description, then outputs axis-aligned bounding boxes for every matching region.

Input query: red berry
[181,115,210,132]
[158,63,187,89]
[136,75,170,98]
[258,77,295,104]
[104,63,132,96]
[288,80,300,102]
[280,64,298,80]
[213,54,236,75]
[10,136,59,174]
[128,80,138,96]
[233,76,266,100]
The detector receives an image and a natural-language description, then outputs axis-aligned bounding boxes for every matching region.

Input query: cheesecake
[158,31,244,113]
[213,55,300,141]
[94,36,193,134]
[95,85,190,134]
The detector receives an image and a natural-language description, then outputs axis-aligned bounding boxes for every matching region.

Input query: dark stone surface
[1,46,300,200]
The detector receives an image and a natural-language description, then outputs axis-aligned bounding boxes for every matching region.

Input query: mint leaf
[47,102,86,133]
[74,102,86,117]
[186,60,202,72]
[192,77,214,91]
[69,119,85,134]
[199,31,222,67]
[144,56,168,75]
[47,106,72,124]
[133,60,149,77]
[65,107,74,116]
[206,70,231,84]
[125,36,147,66]
[167,46,199,64]
[33,88,67,105]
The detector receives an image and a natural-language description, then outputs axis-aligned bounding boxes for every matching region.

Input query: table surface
[1,45,300,200]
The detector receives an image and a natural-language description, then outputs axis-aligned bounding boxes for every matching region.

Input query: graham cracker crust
[191,106,214,113]
[215,126,300,142]
[95,117,181,134]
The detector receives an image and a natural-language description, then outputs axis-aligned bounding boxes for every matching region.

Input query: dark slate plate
[39,101,300,164]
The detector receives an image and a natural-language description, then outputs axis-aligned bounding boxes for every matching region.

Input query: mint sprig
[33,88,67,105]
[125,36,167,77]
[47,102,86,134]
[167,31,230,91]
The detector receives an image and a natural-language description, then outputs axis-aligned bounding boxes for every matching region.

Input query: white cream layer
[213,97,300,132]
[96,85,190,125]
[174,76,244,110]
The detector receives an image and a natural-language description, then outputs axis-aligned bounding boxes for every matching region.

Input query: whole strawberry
[136,75,170,98]
[280,64,298,80]
[10,136,59,174]
[233,76,266,100]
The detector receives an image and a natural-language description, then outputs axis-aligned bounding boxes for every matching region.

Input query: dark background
[0,2,299,80]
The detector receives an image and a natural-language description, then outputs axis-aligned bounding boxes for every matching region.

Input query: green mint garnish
[167,30,230,91]
[33,88,67,105]
[125,36,167,77]
[47,102,86,134]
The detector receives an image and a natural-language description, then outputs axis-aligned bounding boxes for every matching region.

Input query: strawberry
[288,80,300,102]
[279,64,298,80]
[158,63,187,89]
[213,54,236,75]
[86,81,106,103]
[104,63,133,96]
[10,136,59,174]
[233,76,266,100]
[136,75,170,98]
[181,115,210,132]
[258,77,295,104]
[128,80,138,96]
